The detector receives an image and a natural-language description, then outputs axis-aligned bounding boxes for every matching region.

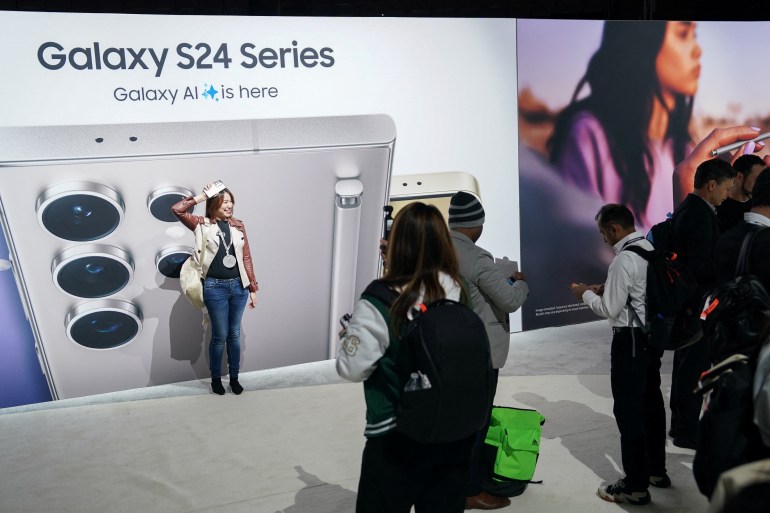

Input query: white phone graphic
[0,115,396,399]
[388,171,481,223]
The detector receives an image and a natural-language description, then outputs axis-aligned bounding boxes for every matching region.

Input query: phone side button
[10,260,32,321]
[34,345,47,377]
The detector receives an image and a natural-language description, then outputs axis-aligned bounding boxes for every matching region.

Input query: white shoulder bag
[179,223,207,309]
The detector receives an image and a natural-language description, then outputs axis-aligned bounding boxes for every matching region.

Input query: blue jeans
[203,277,249,379]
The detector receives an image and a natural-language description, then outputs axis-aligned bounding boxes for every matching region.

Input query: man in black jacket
[715,168,770,289]
[670,158,736,449]
[716,154,765,231]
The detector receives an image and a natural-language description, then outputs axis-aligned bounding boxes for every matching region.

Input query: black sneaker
[672,436,697,450]
[597,478,651,505]
[229,379,243,395]
[211,378,225,395]
[649,473,671,488]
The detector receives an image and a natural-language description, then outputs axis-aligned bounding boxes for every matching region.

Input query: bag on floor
[361,280,493,444]
[623,217,701,351]
[481,406,545,497]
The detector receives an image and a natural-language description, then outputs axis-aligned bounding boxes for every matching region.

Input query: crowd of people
[336,125,770,512]
[169,132,770,512]
[568,128,770,508]
[539,21,770,509]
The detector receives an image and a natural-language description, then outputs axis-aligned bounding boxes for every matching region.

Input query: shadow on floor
[276,466,356,513]
[514,392,699,512]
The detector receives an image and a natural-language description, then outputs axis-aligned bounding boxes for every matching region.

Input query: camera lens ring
[147,186,194,223]
[65,300,142,350]
[36,182,124,242]
[155,246,193,279]
[52,245,134,298]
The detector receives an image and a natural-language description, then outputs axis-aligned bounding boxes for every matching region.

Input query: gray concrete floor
[0,321,706,513]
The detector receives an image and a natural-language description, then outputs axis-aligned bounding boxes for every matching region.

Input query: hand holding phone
[383,206,394,240]
[569,282,589,301]
[204,180,227,198]
[339,313,352,329]
[379,238,389,265]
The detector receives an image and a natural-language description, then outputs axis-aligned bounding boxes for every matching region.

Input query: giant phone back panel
[0,115,396,399]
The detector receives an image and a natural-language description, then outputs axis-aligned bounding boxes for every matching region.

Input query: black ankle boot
[211,378,225,395]
[229,379,243,395]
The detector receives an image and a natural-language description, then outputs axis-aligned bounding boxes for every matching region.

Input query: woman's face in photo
[656,21,701,100]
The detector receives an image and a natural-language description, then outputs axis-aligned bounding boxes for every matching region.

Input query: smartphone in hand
[205,180,227,198]
[339,313,352,329]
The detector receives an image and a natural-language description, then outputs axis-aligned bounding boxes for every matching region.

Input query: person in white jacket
[571,203,668,505]
[336,202,475,513]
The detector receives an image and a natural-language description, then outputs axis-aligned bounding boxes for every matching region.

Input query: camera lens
[53,245,133,298]
[147,186,194,222]
[66,300,142,349]
[37,182,124,241]
[155,246,193,278]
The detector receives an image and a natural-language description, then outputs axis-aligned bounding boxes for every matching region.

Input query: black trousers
[356,430,475,513]
[610,327,667,490]
[466,368,500,496]
[670,337,709,441]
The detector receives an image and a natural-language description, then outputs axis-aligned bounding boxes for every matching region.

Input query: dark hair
[205,188,234,220]
[732,154,765,176]
[595,203,636,230]
[548,21,693,218]
[693,159,737,189]
[751,168,770,208]
[381,202,466,332]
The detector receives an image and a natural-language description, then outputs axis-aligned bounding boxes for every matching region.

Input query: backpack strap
[621,243,652,333]
[360,280,400,327]
[363,278,470,314]
[734,225,766,278]
[361,280,419,380]
[622,244,653,261]
[362,279,399,307]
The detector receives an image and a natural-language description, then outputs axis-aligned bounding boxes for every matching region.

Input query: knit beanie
[448,191,485,229]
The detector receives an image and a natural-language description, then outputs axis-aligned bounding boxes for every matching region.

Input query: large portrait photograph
[517,19,770,329]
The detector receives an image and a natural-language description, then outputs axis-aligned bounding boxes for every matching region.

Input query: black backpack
[693,353,770,498]
[622,220,701,350]
[700,226,770,364]
[362,280,493,444]
[693,226,770,498]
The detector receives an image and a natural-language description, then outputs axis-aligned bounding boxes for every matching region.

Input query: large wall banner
[0,12,520,407]
[4,13,766,408]
[517,19,770,330]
